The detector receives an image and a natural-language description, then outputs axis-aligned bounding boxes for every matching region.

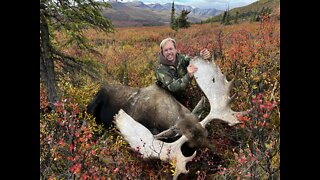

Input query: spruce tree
[170,0,176,29]
[175,9,191,29]
[221,11,227,24]
[221,2,231,25]
[40,0,114,106]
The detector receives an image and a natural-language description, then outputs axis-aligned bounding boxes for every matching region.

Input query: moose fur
[87,83,208,148]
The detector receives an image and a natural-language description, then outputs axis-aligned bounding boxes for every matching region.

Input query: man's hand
[200,49,211,61]
[187,64,198,78]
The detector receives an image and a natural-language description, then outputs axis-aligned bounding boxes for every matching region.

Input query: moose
[87,80,209,148]
[87,57,246,179]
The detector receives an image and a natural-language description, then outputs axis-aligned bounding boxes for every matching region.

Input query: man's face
[162,41,177,62]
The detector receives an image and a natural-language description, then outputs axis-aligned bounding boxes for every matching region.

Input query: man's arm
[156,69,191,92]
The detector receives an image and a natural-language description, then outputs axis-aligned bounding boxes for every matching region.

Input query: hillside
[231,0,279,14]
[102,2,167,27]
[102,1,223,27]
[203,0,280,23]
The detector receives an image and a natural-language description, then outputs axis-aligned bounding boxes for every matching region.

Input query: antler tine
[211,49,215,61]
[199,113,214,127]
[227,91,237,105]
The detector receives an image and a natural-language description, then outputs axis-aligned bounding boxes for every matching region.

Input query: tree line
[202,6,275,25]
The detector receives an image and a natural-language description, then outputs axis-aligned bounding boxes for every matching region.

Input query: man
[155,37,211,104]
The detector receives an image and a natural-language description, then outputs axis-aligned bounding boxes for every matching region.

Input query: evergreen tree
[170,0,176,29]
[174,9,191,30]
[40,0,114,106]
[221,11,227,24]
[221,2,231,25]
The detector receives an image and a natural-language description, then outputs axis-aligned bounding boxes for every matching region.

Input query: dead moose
[87,57,246,179]
[87,80,209,148]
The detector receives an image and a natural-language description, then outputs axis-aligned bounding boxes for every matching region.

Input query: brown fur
[177,115,208,148]
[87,83,207,148]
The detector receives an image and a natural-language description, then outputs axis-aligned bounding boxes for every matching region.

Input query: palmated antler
[190,57,247,127]
[115,109,196,180]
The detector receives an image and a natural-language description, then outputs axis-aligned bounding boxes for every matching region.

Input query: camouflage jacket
[155,52,192,95]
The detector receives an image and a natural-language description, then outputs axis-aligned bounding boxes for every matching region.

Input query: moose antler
[115,109,196,180]
[114,57,246,179]
[190,57,246,127]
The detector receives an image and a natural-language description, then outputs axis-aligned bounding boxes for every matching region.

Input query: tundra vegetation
[40,12,280,179]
